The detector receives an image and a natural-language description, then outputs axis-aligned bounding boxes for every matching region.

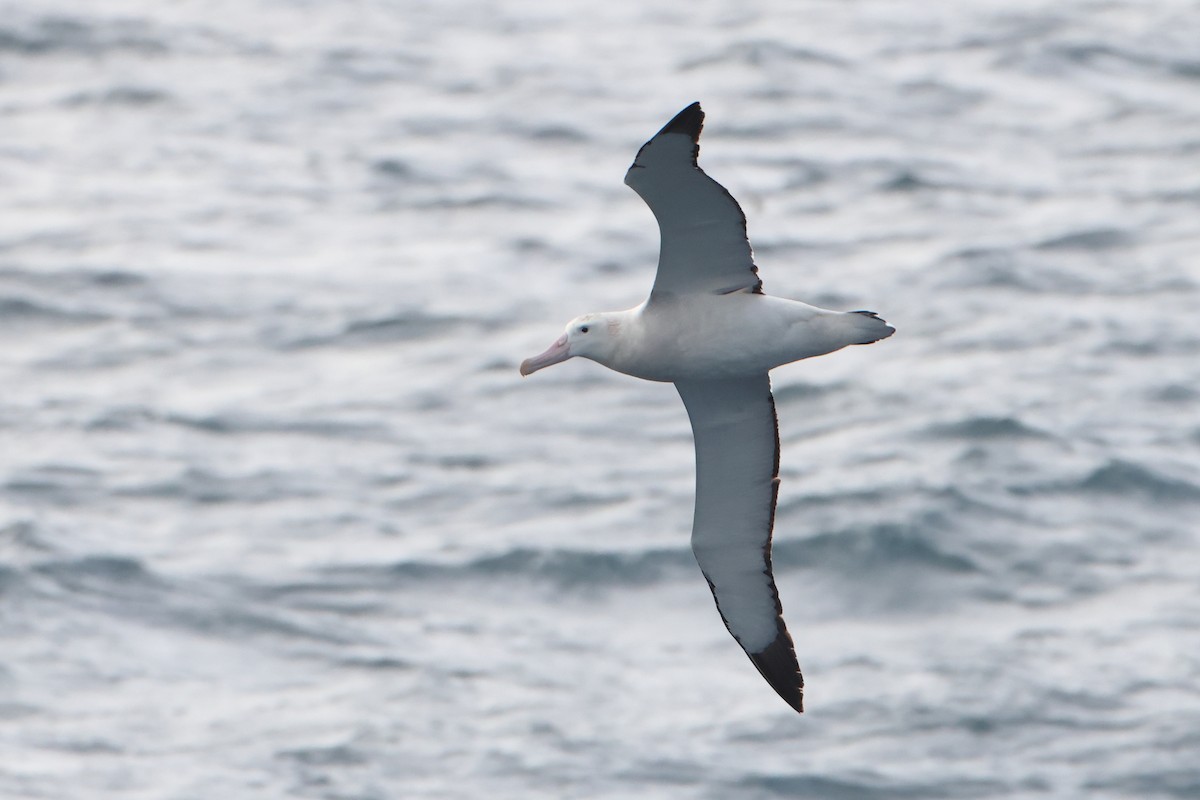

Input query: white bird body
[579,295,889,382]
[521,103,893,714]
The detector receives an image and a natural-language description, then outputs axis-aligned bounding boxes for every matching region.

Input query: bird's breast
[605,294,832,382]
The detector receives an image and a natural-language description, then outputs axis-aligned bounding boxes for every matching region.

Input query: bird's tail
[846,310,895,345]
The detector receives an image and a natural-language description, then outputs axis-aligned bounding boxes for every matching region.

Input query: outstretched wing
[674,375,804,714]
[624,103,762,301]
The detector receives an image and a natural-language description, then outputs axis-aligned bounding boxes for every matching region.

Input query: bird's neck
[589,304,657,377]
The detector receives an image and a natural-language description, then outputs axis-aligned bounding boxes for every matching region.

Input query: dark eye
[580,326,589,334]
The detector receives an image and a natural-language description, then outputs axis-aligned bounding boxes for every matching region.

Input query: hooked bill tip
[519,334,571,377]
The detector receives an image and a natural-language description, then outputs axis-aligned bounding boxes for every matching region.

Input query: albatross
[520,102,893,714]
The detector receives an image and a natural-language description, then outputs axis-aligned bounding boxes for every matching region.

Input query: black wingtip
[749,627,805,714]
[655,101,704,141]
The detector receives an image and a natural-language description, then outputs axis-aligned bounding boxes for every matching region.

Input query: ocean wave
[1010,459,1200,502]
[62,85,170,107]
[370,157,419,180]
[173,411,386,440]
[325,520,978,594]
[680,40,848,72]
[22,555,356,646]
[277,743,369,767]
[922,415,1047,440]
[739,771,1004,799]
[500,121,592,144]
[772,380,847,405]
[0,564,19,596]
[1087,769,1200,799]
[383,545,696,588]
[278,311,471,349]
[1152,384,1198,403]
[1078,460,1200,502]
[0,296,108,325]
[1043,42,1200,80]
[0,16,167,57]
[32,555,162,596]
[318,46,426,84]
[403,193,550,211]
[3,465,103,505]
[0,519,56,558]
[935,247,1095,293]
[115,466,319,505]
[85,405,390,440]
[778,522,979,575]
[0,267,145,288]
[1034,227,1133,251]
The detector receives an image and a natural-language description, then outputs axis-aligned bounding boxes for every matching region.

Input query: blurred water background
[1,0,1199,797]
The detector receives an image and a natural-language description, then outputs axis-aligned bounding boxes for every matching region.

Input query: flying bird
[520,103,894,714]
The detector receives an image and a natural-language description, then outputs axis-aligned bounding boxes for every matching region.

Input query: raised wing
[625,103,762,300]
[675,375,803,713]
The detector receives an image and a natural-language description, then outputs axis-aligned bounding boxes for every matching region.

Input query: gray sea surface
[2,0,1199,797]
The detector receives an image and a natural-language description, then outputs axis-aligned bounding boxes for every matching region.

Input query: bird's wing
[624,103,762,301]
[674,375,803,713]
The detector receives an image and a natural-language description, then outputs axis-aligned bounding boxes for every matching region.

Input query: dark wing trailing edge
[675,375,804,714]
[624,103,763,301]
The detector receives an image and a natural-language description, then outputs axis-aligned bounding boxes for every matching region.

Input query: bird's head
[520,313,620,376]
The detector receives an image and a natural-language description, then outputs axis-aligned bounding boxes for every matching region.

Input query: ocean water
[1,0,1199,797]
